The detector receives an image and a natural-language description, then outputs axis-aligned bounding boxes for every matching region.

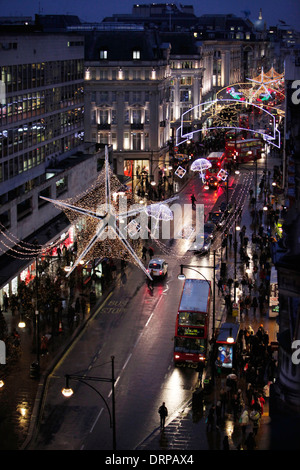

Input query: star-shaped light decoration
[40,147,177,280]
[246,67,278,102]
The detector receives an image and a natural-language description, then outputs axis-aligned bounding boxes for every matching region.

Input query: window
[100,50,108,60]
[38,186,51,208]
[132,132,141,150]
[132,109,142,124]
[133,50,140,60]
[17,197,32,221]
[180,90,191,102]
[56,176,68,197]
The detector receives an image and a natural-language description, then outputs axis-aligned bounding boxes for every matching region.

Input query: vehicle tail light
[159,270,163,275]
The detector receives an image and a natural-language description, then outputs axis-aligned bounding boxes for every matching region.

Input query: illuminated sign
[177,326,205,337]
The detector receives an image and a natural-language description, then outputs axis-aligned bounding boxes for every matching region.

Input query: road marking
[145,312,153,327]
[90,408,103,433]
[122,353,132,370]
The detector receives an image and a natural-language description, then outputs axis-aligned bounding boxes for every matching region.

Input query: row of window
[0,84,84,125]
[0,60,84,94]
[0,175,68,227]
[0,108,84,159]
[99,49,141,60]
[86,67,159,81]
[0,132,83,183]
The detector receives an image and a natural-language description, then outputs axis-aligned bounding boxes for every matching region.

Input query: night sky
[1,0,299,31]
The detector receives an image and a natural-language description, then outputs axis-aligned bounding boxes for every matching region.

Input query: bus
[224,133,264,163]
[174,278,211,366]
[205,151,226,189]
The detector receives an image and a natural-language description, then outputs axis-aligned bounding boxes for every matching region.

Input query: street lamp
[177,252,216,337]
[227,327,234,343]
[61,355,116,450]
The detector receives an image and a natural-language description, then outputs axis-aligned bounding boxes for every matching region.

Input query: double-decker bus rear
[225,134,263,163]
[205,152,226,189]
[174,278,211,366]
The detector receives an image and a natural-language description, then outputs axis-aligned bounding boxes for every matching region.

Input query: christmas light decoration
[175,166,186,178]
[217,168,228,182]
[40,147,178,280]
[191,158,212,183]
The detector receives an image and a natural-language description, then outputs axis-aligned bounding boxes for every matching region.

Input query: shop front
[0,226,75,310]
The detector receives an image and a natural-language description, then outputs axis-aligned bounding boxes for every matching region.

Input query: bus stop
[215,322,240,370]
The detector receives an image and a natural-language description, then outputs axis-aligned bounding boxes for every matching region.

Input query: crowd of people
[205,165,283,449]
[208,319,276,450]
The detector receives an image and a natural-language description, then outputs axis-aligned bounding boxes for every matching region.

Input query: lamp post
[178,252,216,337]
[62,355,116,450]
[227,327,234,343]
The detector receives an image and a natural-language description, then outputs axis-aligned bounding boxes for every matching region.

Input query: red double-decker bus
[205,151,226,188]
[224,132,263,163]
[174,278,211,366]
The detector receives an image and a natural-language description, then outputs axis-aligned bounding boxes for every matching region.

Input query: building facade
[0,30,86,245]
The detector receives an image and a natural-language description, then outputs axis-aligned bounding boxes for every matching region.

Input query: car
[188,221,215,253]
[219,202,233,215]
[188,235,212,254]
[208,211,225,230]
[207,176,219,189]
[147,258,168,277]
[204,221,216,238]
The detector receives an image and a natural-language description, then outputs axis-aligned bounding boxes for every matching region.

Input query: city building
[83,26,171,193]
[0,25,107,303]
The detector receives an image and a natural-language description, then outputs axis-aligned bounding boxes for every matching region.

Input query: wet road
[29,172,243,451]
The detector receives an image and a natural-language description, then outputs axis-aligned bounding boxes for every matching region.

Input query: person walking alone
[191,193,196,209]
[158,402,168,429]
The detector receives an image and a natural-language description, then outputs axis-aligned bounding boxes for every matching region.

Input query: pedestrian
[206,405,215,431]
[142,246,147,260]
[216,400,222,429]
[245,431,256,450]
[75,297,81,315]
[223,435,230,450]
[215,356,222,378]
[158,402,168,429]
[239,408,249,436]
[231,393,240,421]
[196,361,204,386]
[191,193,196,208]
[250,409,260,435]
[3,292,8,312]
[220,387,227,417]
[148,246,154,258]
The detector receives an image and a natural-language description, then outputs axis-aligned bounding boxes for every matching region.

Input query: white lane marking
[90,408,104,433]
